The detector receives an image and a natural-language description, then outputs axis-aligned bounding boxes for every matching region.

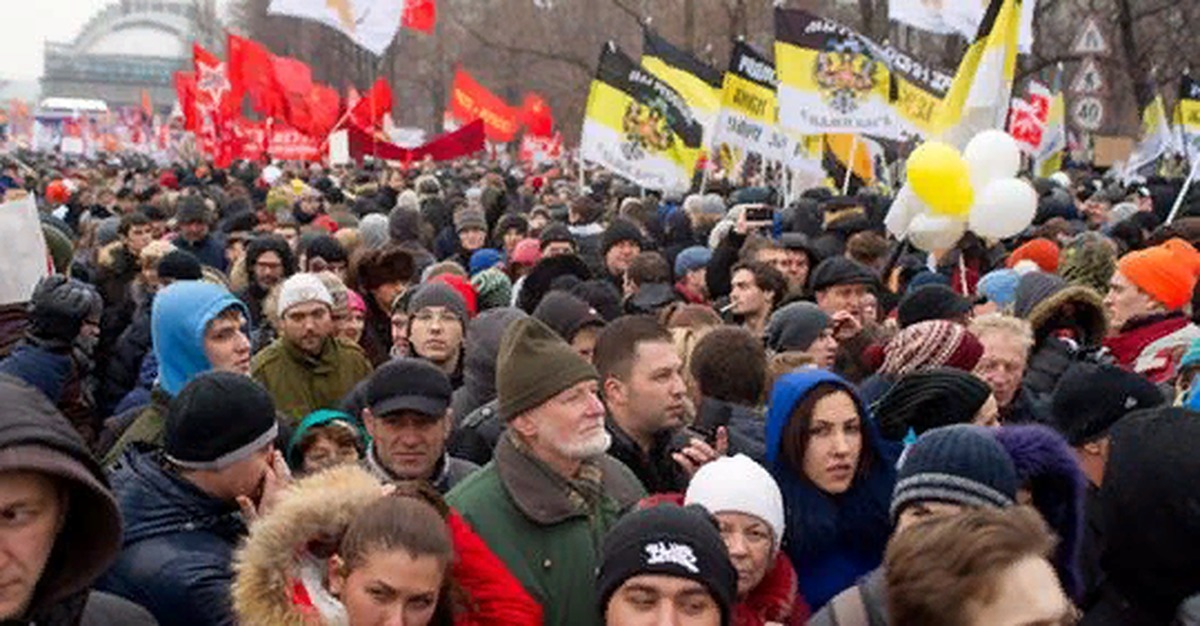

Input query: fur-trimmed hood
[1025,284,1107,347]
[233,465,385,625]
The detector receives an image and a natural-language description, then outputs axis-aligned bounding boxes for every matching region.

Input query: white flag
[268,0,404,56]
[890,0,1037,54]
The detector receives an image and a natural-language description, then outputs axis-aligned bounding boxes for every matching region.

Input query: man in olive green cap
[447,316,645,626]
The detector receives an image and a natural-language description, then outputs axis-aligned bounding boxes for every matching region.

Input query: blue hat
[978,269,1021,309]
[469,248,505,277]
[674,246,712,279]
[891,424,1018,523]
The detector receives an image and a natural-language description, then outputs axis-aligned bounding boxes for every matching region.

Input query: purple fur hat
[994,424,1087,603]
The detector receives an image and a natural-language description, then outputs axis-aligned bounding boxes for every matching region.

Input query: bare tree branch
[450,14,592,75]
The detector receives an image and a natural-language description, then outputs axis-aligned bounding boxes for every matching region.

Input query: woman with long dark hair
[763,369,897,612]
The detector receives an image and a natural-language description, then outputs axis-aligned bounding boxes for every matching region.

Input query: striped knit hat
[880,320,984,378]
[890,424,1018,524]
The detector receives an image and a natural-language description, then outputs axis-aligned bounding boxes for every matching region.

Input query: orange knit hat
[1117,244,1199,310]
[1007,238,1060,273]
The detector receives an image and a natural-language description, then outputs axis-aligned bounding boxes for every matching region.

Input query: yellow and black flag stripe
[580,43,703,193]
[711,41,793,162]
[642,28,722,144]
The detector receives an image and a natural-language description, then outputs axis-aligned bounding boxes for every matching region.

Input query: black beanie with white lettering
[597,503,737,625]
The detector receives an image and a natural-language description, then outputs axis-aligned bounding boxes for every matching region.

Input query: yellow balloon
[908,141,974,218]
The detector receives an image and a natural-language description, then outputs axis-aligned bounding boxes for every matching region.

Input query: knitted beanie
[359,213,390,249]
[471,268,513,312]
[897,284,974,328]
[685,454,786,550]
[766,302,829,352]
[1060,232,1113,293]
[164,371,278,470]
[890,424,1018,523]
[1012,272,1067,320]
[533,291,606,343]
[455,209,487,234]
[674,246,713,279]
[1050,362,1165,446]
[496,316,598,421]
[539,223,575,250]
[430,274,478,318]
[157,250,204,281]
[1007,238,1061,273]
[598,504,737,626]
[601,218,643,256]
[876,368,993,440]
[469,248,505,277]
[277,273,334,317]
[510,238,542,266]
[407,281,469,322]
[977,269,1021,309]
[880,321,984,377]
[1118,244,1200,310]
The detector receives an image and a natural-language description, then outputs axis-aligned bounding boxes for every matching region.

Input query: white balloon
[909,213,967,253]
[969,178,1039,240]
[885,185,926,238]
[964,130,1021,189]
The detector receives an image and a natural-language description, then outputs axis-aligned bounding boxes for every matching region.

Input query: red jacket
[734,551,810,626]
[1104,313,1200,384]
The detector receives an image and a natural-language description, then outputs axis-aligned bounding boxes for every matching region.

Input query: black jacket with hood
[0,375,157,626]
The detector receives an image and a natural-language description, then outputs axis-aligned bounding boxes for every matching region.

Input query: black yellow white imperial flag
[580,43,703,194]
[641,28,722,146]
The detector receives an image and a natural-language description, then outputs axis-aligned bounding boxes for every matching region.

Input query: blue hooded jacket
[151,281,248,397]
[764,369,897,611]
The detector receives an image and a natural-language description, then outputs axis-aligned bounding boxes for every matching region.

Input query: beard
[542,420,612,460]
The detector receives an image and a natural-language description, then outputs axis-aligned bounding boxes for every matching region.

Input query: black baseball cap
[365,358,452,419]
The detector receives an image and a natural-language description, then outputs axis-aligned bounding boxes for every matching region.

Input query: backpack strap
[830,584,871,626]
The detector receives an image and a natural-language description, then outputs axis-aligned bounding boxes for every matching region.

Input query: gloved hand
[28,275,102,349]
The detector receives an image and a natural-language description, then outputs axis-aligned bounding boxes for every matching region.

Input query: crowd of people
[0,150,1198,626]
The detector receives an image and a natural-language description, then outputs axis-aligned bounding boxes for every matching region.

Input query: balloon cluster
[885,130,1038,252]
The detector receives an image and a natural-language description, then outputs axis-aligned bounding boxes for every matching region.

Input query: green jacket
[102,387,170,467]
[446,433,645,626]
[251,336,372,423]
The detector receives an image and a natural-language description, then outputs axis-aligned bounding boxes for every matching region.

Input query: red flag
[346,118,484,162]
[403,0,437,34]
[193,43,238,166]
[173,71,197,131]
[350,78,392,131]
[271,55,316,135]
[520,92,553,137]
[449,67,519,143]
[141,89,153,118]
[308,84,341,138]
[228,34,286,119]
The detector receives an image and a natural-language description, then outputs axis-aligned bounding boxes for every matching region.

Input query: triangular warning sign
[1071,17,1110,56]
[1070,58,1106,95]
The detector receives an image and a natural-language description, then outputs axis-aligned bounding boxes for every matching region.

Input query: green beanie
[42,225,74,274]
[471,268,513,312]
[497,316,598,421]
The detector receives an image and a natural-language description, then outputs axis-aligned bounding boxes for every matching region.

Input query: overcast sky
[0,0,229,81]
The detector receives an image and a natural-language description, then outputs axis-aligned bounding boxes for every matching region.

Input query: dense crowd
[0,151,1198,626]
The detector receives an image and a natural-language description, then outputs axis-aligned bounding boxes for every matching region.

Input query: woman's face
[802,391,863,495]
[715,511,774,598]
[302,431,360,475]
[330,549,445,626]
[340,309,366,344]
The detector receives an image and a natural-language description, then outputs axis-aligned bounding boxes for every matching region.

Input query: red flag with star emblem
[520,92,553,137]
[192,43,238,166]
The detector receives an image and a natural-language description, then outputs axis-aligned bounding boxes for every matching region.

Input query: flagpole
[1166,154,1200,224]
[841,136,858,195]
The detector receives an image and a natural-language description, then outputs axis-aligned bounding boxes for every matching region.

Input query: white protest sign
[0,194,50,305]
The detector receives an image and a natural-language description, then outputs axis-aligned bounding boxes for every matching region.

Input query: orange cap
[1118,245,1199,310]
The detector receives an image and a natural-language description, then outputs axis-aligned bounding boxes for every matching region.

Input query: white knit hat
[277,273,334,317]
[685,454,786,550]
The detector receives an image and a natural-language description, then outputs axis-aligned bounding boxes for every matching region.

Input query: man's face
[1104,271,1158,332]
[306,256,347,282]
[390,311,409,356]
[280,301,334,355]
[298,196,321,216]
[804,328,839,370]
[894,500,967,534]
[503,229,524,253]
[609,341,687,435]
[124,224,153,256]
[204,310,251,375]
[974,332,1028,409]
[409,307,463,366]
[515,379,609,462]
[606,241,641,276]
[685,268,707,295]
[605,575,721,626]
[0,471,64,620]
[364,409,450,481]
[387,171,405,191]
[179,220,208,243]
[815,283,868,319]
[253,251,286,290]
[777,250,810,292]
[543,241,575,258]
[459,228,486,251]
[212,445,274,504]
[1081,199,1111,228]
[275,226,300,251]
[730,269,770,317]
